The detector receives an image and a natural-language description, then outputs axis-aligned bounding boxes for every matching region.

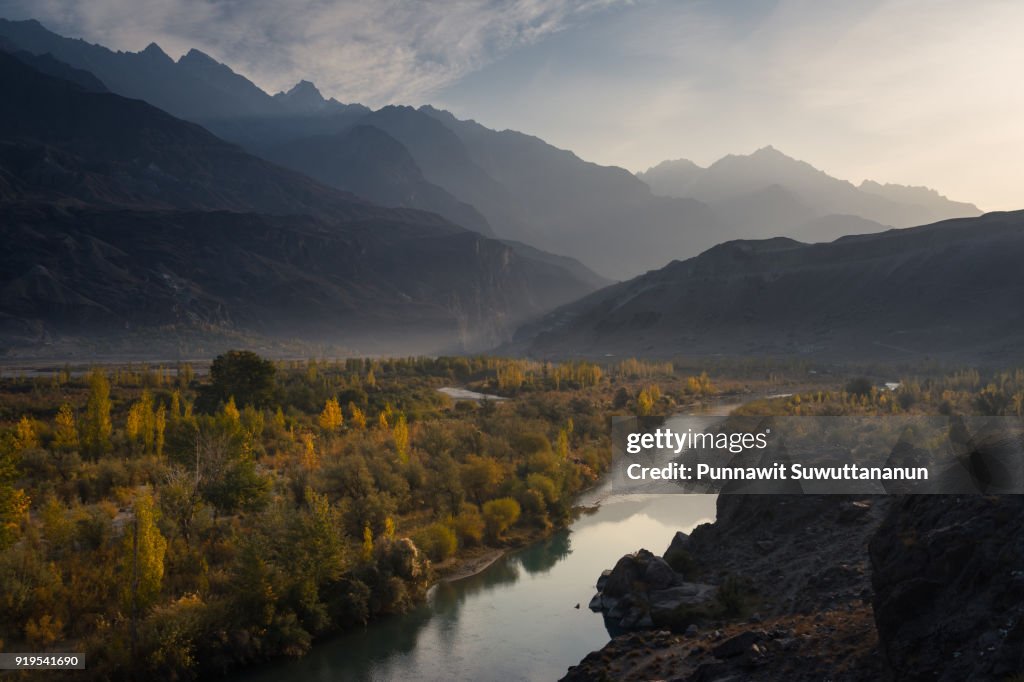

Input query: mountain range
[639,148,981,243]
[0,17,1012,363]
[0,18,982,281]
[0,50,602,357]
[515,211,1024,362]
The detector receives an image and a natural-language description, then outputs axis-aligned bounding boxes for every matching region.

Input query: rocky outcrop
[588,548,717,631]
[870,495,1024,680]
[567,495,891,681]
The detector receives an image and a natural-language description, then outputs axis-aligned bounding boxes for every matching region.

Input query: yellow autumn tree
[121,491,167,616]
[53,403,78,451]
[319,397,344,433]
[349,402,367,430]
[361,525,374,562]
[13,416,38,451]
[154,405,166,458]
[556,428,570,459]
[393,414,409,462]
[126,390,157,454]
[0,446,29,548]
[222,396,240,424]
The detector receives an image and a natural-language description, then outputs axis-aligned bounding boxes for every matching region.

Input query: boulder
[595,569,612,592]
[643,556,679,590]
[648,583,718,625]
[590,547,700,630]
[602,550,652,597]
[663,530,694,574]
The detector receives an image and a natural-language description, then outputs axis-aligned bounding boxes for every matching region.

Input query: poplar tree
[82,368,112,458]
[53,403,78,451]
[393,414,409,462]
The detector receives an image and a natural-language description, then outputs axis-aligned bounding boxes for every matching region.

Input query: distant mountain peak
[180,48,218,65]
[273,79,334,112]
[750,144,789,159]
[642,158,703,174]
[140,42,172,62]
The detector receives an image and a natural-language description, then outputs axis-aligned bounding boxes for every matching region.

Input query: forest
[3,353,1022,679]
[0,352,711,680]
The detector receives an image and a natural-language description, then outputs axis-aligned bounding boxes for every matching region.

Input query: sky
[1,0,1021,210]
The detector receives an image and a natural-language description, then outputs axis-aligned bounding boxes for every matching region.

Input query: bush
[413,522,457,562]
[482,497,521,542]
[845,377,873,398]
[450,503,485,546]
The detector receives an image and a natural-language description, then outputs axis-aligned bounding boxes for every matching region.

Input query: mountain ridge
[0,50,603,356]
[514,210,1024,362]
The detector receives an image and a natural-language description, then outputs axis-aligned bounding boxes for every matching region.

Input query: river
[238,401,740,681]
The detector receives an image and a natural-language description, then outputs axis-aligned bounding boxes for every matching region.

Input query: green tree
[482,497,521,542]
[82,368,112,458]
[461,454,503,504]
[202,350,277,411]
[0,444,29,548]
[413,522,457,562]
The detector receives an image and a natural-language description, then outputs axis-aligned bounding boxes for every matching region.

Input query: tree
[0,445,29,548]
[482,497,521,542]
[461,455,503,504]
[13,416,38,451]
[348,402,367,430]
[319,398,344,433]
[449,503,485,546]
[126,390,157,454]
[392,414,409,462]
[845,377,874,398]
[201,350,276,411]
[556,428,570,459]
[53,403,78,451]
[413,523,457,562]
[154,406,166,458]
[361,525,374,562]
[121,491,167,640]
[82,368,112,458]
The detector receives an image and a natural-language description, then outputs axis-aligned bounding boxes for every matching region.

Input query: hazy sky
[2,0,1021,210]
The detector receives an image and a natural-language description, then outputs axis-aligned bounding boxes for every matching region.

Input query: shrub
[482,497,521,542]
[413,522,457,562]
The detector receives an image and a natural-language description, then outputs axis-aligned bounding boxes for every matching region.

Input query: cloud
[434,0,1024,210]
[0,0,625,105]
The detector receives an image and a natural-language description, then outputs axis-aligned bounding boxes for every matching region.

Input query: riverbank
[434,546,507,583]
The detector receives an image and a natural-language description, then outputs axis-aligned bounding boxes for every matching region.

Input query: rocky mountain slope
[517,210,1024,363]
[2,19,982,281]
[0,52,601,357]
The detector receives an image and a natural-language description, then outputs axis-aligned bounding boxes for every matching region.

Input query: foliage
[0,352,638,679]
[200,350,277,411]
[482,498,521,542]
